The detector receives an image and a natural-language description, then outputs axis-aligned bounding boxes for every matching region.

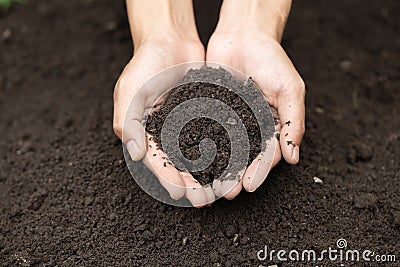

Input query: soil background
[0,0,399,266]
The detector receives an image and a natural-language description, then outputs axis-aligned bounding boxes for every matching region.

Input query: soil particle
[354,193,377,209]
[224,224,238,238]
[313,176,323,184]
[1,28,11,42]
[10,251,32,267]
[346,147,357,164]
[240,236,249,245]
[347,142,374,163]
[84,196,94,206]
[353,142,374,161]
[315,106,325,114]
[209,251,219,263]
[392,211,400,227]
[27,189,47,211]
[339,59,353,73]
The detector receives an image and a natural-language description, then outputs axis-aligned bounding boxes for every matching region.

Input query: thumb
[114,72,147,161]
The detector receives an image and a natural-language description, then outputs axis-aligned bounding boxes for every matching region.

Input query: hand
[206,2,306,199]
[113,0,215,207]
[114,37,216,208]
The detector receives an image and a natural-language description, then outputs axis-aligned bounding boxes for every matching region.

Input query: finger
[212,179,223,198]
[180,172,209,208]
[271,136,282,168]
[143,135,185,200]
[203,185,215,206]
[223,178,243,200]
[123,102,147,161]
[121,73,173,161]
[277,85,305,164]
[212,176,241,199]
[243,137,280,192]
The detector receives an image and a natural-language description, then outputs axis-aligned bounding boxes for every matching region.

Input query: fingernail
[292,145,299,162]
[126,140,139,160]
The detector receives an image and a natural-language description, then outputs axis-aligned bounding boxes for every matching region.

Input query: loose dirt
[0,0,399,266]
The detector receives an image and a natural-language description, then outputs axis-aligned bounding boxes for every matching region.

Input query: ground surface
[0,0,399,266]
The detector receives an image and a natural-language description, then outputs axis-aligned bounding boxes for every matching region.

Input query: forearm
[126,0,199,48]
[216,0,292,41]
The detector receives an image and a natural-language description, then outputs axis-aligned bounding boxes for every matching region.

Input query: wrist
[127,0,200,48]
[215,0,292,42]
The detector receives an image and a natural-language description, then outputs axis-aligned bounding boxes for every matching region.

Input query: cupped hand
[207,30,306,199]
[113,36,215,207]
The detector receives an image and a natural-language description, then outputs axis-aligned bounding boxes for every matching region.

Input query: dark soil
[1,0,399,266]
[146,67,274,186]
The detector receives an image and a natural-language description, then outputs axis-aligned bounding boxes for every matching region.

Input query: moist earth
[146,67,274,186]
[0,0,399,266]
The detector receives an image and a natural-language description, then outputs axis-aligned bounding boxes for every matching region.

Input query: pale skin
[113,0,305,207]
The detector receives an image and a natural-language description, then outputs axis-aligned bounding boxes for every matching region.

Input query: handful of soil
[146,67,274,186]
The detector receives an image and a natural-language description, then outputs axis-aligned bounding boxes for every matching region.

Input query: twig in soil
[303,166,312,174]
[352,89,358,108]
